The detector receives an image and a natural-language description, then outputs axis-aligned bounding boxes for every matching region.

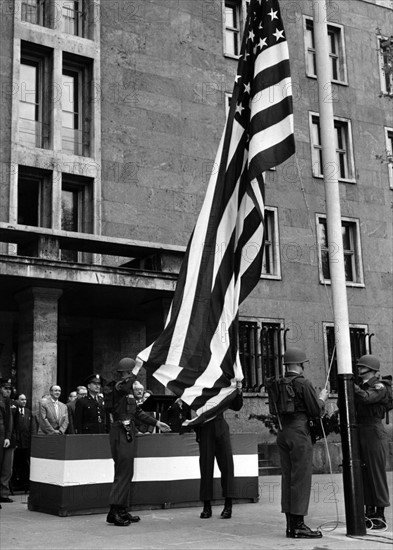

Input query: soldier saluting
[104,357,171,526]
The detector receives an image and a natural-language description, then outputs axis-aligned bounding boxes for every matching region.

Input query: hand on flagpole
[156,421,171,432]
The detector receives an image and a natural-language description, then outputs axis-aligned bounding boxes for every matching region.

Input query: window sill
[224,53,240,60]
[306,74,348,86]
[313,174,357,184]
[319,279,365,288]
[260,274,281,281]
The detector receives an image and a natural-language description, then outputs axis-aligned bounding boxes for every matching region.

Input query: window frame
[323,323,369,393]
[17,167,52,229]
[62,54,92,157]
[384,127,393,188]
[19,43,52,149]
[303,16,348,85]
[222,0,245,59]
[378,35,393,96]
[62,0,86,37]
[261,206,281,280]
[21,0,46,25]
[316,214,365,287]
[239,317,285,394]
[60,174,94,261]
[309,112,356,183]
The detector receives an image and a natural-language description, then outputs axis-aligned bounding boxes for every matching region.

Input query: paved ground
[1,473,392,550]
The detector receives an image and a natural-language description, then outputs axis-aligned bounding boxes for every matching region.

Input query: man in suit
[12,394,32,492]
[38,385,68,435]
[66,385,87,434]
[74,375,107,434]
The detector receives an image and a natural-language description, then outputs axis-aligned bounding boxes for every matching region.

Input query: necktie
[20,408,24,415]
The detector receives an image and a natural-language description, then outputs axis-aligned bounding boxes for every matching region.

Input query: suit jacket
[66,400,76,434]
[38,398,68,435]
[15,406,32,448]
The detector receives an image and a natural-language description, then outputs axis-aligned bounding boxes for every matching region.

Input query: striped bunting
[135,0,295,424]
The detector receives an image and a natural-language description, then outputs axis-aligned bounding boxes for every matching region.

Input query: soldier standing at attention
[353,354,391,529]
[277,347,328,539]
[104,357,171,526]
[74,374,107,434]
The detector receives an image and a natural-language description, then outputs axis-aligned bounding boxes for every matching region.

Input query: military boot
[370,507,387,530]
[289,514,323,538]
[220,497,232,519]
[106,505,131,526]
[200,500,212,519]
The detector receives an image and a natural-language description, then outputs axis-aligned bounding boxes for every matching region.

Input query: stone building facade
[0,0,392,452]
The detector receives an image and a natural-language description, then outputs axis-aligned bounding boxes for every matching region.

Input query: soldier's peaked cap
[84,373,104,386]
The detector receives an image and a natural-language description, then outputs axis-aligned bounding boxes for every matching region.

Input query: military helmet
[283,347,309,365]
[356,354,380,372]
[117,357,136,372]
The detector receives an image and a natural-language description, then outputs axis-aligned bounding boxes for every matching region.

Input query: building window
[239,319,284,392]
[304,18,347,84]
[317,216,364,286]
[224,1,242,58]
[19,43,52,149]
[21,0,46,25]
[61,175,93,261]
[62,55,92,156]
[62,1,85,37]
[17,167,52,228]
[310,114,355,182]
[379,36,393,95]
[325,325,369,392]
[17,167,52,255]
[262,207,281,279]
[385,127,393,188]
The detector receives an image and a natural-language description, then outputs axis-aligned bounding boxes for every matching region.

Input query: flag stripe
[136,0,295,422]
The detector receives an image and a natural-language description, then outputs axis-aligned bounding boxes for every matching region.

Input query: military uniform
[277,372,324,517]
[105,376,158,513]
[74,393,107,434]
[354,376,390,509]
[197,389,243,519]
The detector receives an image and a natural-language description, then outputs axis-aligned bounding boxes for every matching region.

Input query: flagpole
[313,0,366,536]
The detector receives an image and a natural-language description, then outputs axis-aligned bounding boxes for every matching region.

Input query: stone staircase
[258,444,281,476]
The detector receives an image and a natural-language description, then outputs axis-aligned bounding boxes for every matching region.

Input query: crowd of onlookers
[0,373,190,505]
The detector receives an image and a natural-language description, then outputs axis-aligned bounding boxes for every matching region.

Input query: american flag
[135,0,295,424]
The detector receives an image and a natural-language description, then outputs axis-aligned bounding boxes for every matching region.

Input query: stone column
[15,287,63,413]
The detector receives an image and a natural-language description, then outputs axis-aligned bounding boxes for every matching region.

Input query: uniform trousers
[277,415,313,516]
[198,416,235,501]
[12,448,30,491]
[109,423,137,507]
[0,446,15,497]
[358,419,390,508]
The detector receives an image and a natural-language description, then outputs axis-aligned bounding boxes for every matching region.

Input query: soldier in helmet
[104,357,171,526]
[277,347,328,539]
[354,354,391,529]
